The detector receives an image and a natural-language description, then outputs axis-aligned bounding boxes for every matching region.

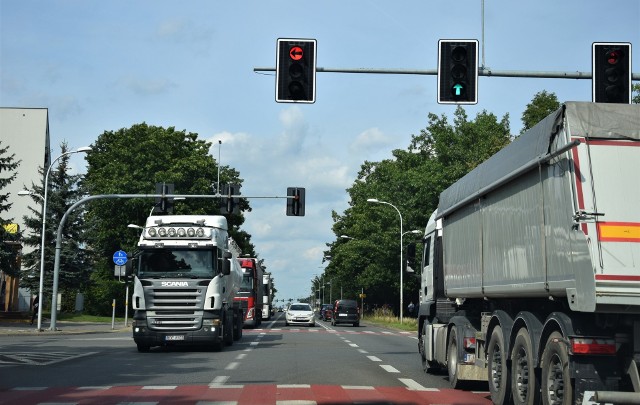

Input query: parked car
[319,304,333,321]
[285,302,315,327]
[331,299,360,327]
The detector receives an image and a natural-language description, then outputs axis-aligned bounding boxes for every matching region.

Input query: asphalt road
[0,312,491,404]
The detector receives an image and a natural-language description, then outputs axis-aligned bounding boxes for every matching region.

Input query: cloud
[117,75,177,96]
[349,127,392,154]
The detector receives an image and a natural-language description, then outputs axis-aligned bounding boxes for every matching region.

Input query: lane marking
[225,362,240,370]
[398,378,438,391]
[367,356,382,362]
[380,365,400,373]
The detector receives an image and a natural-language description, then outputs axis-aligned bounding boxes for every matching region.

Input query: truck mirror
[125,261,134,277]
[221,251,232,275]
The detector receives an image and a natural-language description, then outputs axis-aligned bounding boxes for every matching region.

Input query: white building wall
[0,107,50,311]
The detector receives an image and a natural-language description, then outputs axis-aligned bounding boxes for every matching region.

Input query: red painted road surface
[1,384,492,404]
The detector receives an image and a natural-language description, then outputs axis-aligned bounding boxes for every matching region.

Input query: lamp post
[367,198,421,324]
[19,147,91,331]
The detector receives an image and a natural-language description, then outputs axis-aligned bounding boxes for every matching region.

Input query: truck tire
[488,326,512,405]
[233,310,243,341]
[540,331,573,405]
[136,343,150,353]
[511,327,539,405]
[447,328,462,388]
[224,311,234,346]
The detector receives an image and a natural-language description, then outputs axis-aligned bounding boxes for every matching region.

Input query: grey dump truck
[417,102,640,405]
[127,215,244,352]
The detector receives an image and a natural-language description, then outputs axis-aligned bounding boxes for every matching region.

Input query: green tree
[20,143,89,311]
[520,90,560,134]
[326,107,511,314]
[0,141,21,278]
[633,83,640,104]
[82,123,254,315]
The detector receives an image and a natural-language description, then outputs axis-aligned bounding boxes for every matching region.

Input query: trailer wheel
[488,326,512,405]
[511,327,539,405]
[447,328,462,388]
[540,331,573,405]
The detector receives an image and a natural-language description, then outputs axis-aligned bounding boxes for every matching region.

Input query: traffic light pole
[256,66,640,80]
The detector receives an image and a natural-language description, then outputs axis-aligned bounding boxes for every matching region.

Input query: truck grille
[145,286,204,330]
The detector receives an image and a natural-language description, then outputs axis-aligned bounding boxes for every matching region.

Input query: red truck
[234,258,264,328]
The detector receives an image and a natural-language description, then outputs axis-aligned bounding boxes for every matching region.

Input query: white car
[285,302,315,327]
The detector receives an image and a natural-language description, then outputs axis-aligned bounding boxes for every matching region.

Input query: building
[0,107,50,312]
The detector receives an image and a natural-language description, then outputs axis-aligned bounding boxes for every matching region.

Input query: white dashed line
[398,378,438,391]
[367,356,382,362]
[225,362,240,370]
[380,365,400,373]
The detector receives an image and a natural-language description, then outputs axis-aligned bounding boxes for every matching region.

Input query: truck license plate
[165,335,185,341]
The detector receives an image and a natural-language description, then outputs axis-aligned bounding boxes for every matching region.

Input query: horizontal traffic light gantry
[276,38,317,103]
[438,39,479,105]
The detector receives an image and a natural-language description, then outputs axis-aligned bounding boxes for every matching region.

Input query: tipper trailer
[416,102,640,405]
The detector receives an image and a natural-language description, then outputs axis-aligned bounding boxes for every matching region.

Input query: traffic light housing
[276,38,316,103]
[153,182,174,214]
[592,42,632,104]
[286,187,305,216]
[438,39,479,104]
[220,184,241,215]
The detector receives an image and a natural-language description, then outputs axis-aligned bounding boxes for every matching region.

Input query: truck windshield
[138,248,216,278]
[239,274,254,293]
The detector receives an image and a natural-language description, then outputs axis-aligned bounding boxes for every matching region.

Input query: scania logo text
[161,281,189,287]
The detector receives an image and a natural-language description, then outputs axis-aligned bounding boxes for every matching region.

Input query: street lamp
[35,147,91,331]
[367,198,417,324]
[339,235,355,240]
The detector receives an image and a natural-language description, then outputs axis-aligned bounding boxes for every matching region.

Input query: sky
[1,0,639,304]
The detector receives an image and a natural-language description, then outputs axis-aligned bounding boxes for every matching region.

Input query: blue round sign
[113,250,128,266]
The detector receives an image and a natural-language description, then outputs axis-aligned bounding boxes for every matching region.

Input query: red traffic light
[289,46,303,60]
[606,50,622,65]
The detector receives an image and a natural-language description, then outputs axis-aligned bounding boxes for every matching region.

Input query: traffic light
[276,38,316,103]
[438,39,479,104]
[153,182,174,214]
[220,184,241,215]
[592,42,632,104]
[286,187,305,216]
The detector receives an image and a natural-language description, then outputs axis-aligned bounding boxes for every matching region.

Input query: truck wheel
[233,311,243,341]
[136,343,150,353]
[447,328,462,388]
[540,331,573,405]
[511,327,539,405]
[224,312,234,346]
[488,326,512,405]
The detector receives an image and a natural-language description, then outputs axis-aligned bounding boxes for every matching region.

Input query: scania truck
[234,257,264,327]
[128,215,244,352]
[416,102,639,405]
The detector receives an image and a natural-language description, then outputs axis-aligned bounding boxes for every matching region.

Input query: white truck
[127,215,244,352]
[416,102,640,405]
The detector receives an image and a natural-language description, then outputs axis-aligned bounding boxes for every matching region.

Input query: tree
[326,107,511,313]
[81,123,254,315]
[0,141,21,278]
[633,83,640,104]
[520,90,560,134]
[20,143,89,311]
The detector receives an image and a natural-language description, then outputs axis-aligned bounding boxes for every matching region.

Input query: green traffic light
[452,83,465,97]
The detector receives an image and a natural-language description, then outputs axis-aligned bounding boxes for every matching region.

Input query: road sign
[113,250,128,266]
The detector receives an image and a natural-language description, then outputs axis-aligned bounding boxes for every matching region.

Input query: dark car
[331,299,360,327]
[319,304,333,321]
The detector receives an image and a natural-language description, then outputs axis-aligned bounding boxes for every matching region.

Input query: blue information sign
[113,250,128,266]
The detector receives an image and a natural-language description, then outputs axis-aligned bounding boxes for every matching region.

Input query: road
[0,312,491,404]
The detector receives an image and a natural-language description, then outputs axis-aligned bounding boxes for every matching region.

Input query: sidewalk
[0,319,130,335]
